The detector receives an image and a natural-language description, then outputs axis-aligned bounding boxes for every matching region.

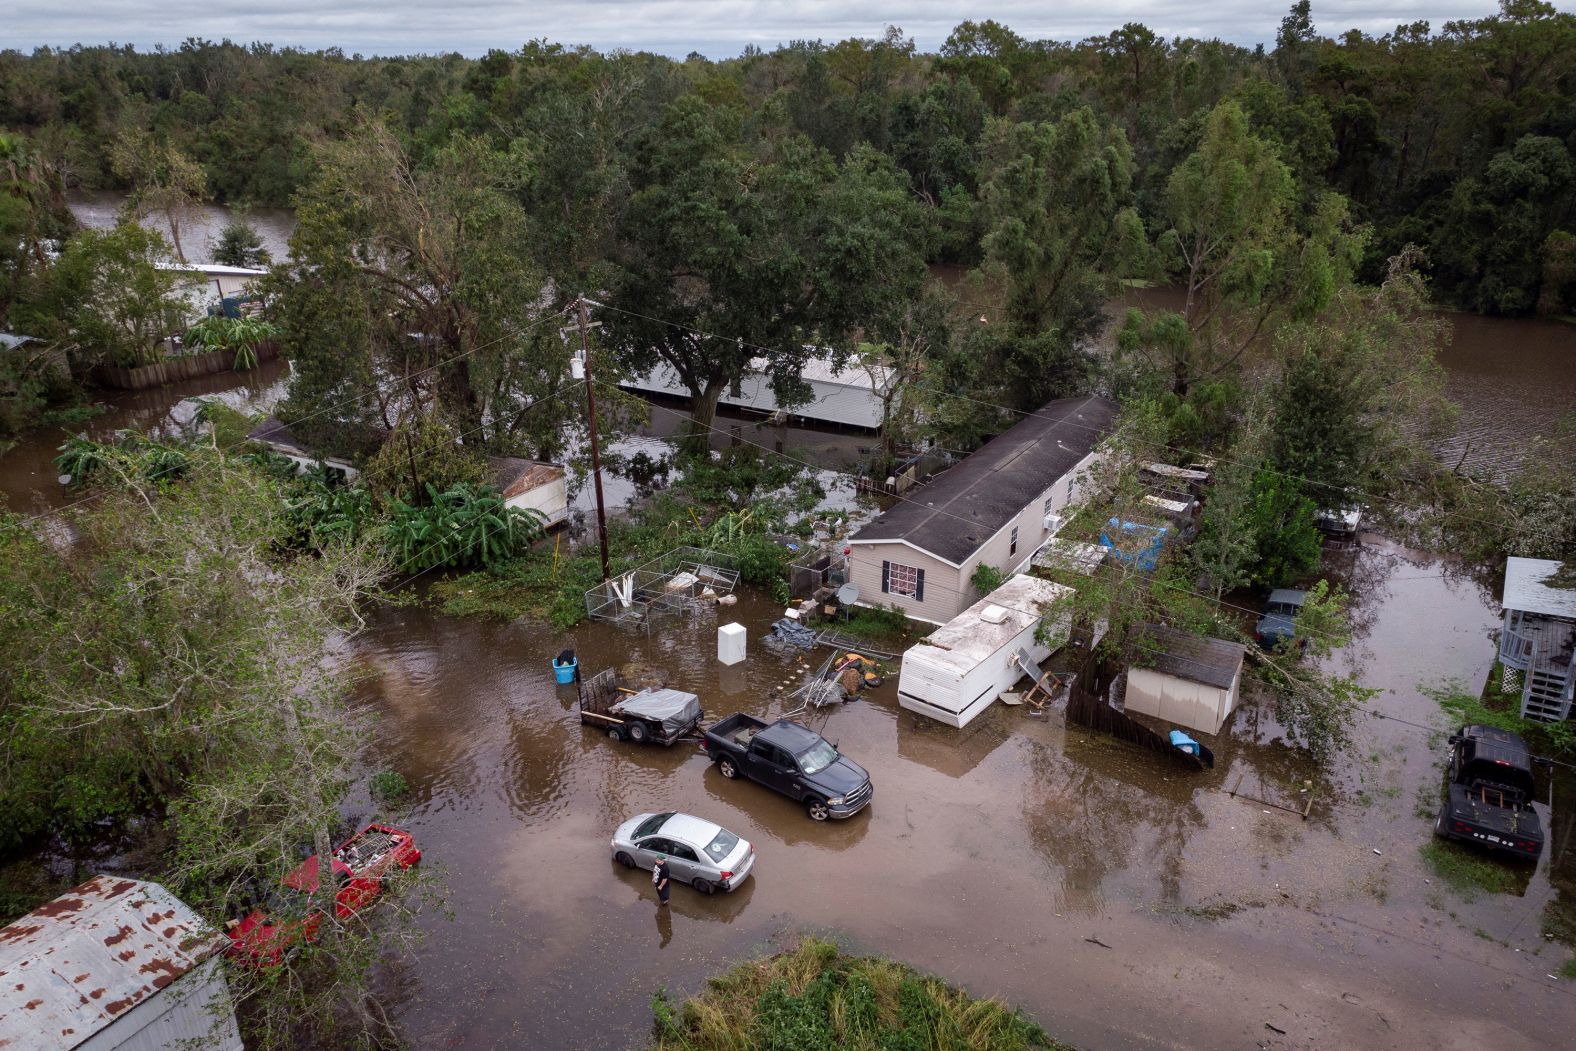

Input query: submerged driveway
[355,540,1573,1050]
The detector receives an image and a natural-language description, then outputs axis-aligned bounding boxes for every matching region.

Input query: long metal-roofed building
[0,875,242,1051]
[845,395,1118,624]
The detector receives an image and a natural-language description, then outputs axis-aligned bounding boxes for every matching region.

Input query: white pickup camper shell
[897,574,1072,728]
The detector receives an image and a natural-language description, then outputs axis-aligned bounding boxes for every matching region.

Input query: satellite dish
[836,582,860,606]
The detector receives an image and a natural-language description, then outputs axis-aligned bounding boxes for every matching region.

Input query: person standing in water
[653,853,671,906]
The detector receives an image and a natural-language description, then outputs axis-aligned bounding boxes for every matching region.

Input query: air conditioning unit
[1043,513,1066,535]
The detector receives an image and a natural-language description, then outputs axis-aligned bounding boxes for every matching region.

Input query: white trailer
[897,574,1072,728]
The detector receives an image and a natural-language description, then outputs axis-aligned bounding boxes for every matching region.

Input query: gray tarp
[611,688,702,736]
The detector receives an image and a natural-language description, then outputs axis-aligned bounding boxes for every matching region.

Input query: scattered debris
[1265,1022,1286,1035]
[1084,936,1112,949]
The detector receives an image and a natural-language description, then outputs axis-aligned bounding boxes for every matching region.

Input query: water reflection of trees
[1021,695,1337,913]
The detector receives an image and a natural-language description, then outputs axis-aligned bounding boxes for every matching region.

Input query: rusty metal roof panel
[0,875,223,1051]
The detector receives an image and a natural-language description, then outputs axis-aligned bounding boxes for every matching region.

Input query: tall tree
[108,126,208,262]
[605,96,930,450]
[274,118,579,462]
[1121,99,1365,397]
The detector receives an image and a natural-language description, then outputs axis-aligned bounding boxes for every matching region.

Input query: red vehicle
[227,823,420,965]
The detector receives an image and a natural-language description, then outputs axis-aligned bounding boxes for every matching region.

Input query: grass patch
[369,769,410,803]
[1561,955,1576,980]
[1419,841,1523,901]
[648,937,1070,1051]
[834,604,930,645]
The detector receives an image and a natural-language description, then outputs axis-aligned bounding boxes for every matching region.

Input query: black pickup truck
[1434,724,1546,862]
[702,713,873,821]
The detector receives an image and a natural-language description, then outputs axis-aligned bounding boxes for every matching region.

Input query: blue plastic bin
[552,656,577,684]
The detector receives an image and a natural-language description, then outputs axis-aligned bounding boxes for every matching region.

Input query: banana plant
[184,315,280,369]
[383,483,547,571]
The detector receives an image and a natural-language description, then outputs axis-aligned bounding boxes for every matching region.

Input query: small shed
[1123,624,1246,735]
[245,417,360,482]
[897,574,1073,728]
[486,456,568,528]
[0,875,243,1051]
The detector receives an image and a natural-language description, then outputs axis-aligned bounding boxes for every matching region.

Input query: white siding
[896,575,1072,727]
[846,542,963,625]
[1124,668,1240,736]
[505,475,568,527]
[81,957,243,1051]
[624,361,888,429]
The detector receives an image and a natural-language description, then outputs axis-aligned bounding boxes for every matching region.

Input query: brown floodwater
[67,191,297,262]
[1108,285,1575,475]
[2,294,1574,1049]
[349,540,1574,1051]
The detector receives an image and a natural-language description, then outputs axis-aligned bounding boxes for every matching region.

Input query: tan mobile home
[845,395,1117,625]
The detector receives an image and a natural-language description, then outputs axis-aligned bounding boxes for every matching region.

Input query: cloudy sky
[2,2,1525,58]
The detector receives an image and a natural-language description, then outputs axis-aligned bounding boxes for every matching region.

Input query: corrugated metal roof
[0,876,224,1051]
[1503,557,1576,619]
[486,456,565,500]
[1130,624,1246,690]
[849,396,1117,565]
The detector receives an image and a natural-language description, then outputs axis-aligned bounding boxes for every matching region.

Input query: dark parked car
[1255,589,1307,651]
[701,713,873,821]
[1435,724,1546,861]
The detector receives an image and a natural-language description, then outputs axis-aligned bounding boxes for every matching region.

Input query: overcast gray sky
[1,2,1533,59]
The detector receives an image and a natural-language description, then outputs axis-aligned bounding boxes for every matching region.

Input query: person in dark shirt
[653,854,671,906]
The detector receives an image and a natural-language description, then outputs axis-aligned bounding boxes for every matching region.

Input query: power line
[600,379,1576,771]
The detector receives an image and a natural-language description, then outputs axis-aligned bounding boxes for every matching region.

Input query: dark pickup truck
[702,713,873,821]
[1434,724,1546,861]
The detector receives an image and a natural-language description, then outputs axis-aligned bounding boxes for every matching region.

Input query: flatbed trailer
[577,667,703,745]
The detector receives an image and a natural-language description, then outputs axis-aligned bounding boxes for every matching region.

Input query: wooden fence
[1065,656,1208,770]
[93,340,279,391]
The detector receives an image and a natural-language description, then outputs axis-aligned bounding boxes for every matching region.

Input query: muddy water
[1108,285,1574,474]
[355,538,1573,1050]
[0,360,288,515]
[67,191,296,262]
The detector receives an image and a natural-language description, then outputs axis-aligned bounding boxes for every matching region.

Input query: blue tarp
[1098,519,1170,571]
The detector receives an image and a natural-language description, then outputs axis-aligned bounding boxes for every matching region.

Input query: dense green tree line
[2,3,1571,315]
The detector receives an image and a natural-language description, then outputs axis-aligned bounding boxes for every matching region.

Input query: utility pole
[574,295,611,582]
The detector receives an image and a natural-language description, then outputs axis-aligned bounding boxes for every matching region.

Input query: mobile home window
[1043,496,1054,516]
[882,560,922,598]
[1010,526,1019,556]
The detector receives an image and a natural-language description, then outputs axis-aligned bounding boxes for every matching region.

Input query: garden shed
[486,456,568,528]
[1122,624,1246,735]
[0,875,243,1051]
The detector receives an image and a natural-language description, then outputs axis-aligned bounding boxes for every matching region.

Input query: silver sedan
[610,812,756,894]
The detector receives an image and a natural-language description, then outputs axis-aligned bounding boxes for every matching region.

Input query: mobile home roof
[849,395,1117,565]
[906,575,1071,676]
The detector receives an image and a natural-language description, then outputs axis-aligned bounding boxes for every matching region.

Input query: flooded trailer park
[1,311,1574,1050]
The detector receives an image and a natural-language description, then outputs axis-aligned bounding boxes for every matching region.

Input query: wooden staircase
[1523,660,1573,722]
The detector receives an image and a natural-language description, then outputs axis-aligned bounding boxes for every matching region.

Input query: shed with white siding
[0,875,243,1051]
[486,456,569,528]
[896,574,1072,728]
[1121,624,1246,736]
